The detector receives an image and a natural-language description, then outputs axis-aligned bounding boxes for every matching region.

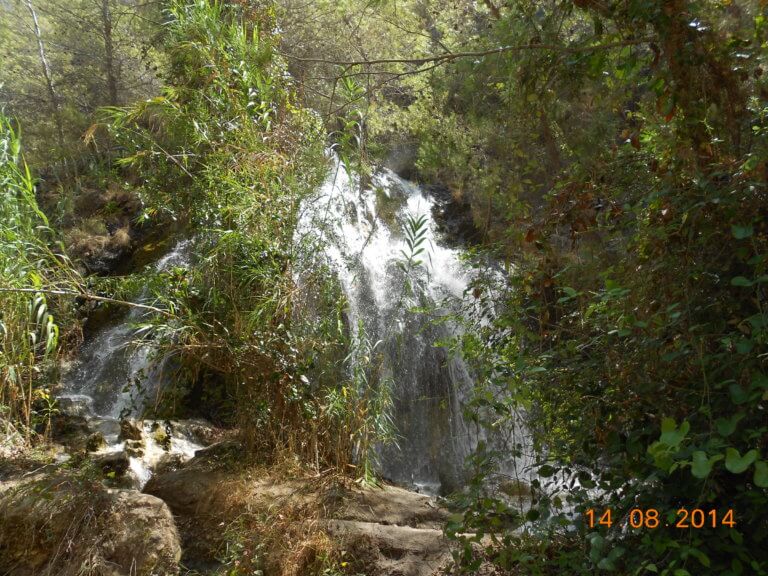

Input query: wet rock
[382,140,418,180]
[119,418,143,441]
[57,394,94,417]
[152,452,187,476]
[51,412,92,451]
[124,439,145,458]
[427,183,483,246]
[169,418,223,446]
[0,471,181,575]
[85,432,106,452]
[91,417,121,441]
[93,450,130,478]
[193,439,243,464]
[150,421,171,450]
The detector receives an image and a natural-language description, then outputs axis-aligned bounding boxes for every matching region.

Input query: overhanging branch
[0,287,173,317]
[281,37,652,69]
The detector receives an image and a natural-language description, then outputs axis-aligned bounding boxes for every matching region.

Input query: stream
[59,240,202,488]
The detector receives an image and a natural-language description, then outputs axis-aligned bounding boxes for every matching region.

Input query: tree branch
[0,288,173,317]
[280,37,652,68]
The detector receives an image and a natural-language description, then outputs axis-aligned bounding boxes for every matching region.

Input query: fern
[397,212,430,274]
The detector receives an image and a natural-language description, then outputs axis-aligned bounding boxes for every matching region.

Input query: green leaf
[648,441,674,472]
[731,224,754,239]
[725,448,757,474]
[731,276,753,287]
[736,338,754,354]
[597,558,615,570]
[752,372,768,389]
[716,413,744,437]
[729,383,750,405]
[538,464,556,477]
[588,533,606,563]
[691,451,719,479]
[660,418,689,447]
[754,461,768,488]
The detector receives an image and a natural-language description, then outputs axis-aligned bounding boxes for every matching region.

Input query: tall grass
[0,113,79,442]
[103,0,398,476]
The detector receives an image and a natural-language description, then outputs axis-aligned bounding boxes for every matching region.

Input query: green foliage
[103,0,326,444]
[100,0,397,478]
[4,0,766,571]
[324,322,396,484]
[397,212,430,298]
[0,112,79,441]
[0,0,163,162]
[385,1,768,575]
[332,72,368,179]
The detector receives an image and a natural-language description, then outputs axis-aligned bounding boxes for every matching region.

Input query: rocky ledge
[0,470,181,575]
[0,437,458,576]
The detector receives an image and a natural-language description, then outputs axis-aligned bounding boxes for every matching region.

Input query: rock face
[0,472,181,576]
[327,520,449,576]
[1,435,452,576]
[100,490,182,574]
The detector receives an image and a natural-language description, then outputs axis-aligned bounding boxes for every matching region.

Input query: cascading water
[59,239,202,488]
[295,159,488,493]
[61,240,192,419]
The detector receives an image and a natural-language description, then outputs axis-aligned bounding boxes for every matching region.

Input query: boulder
[119,418,143,441]
[100,490,182,574]
[57,394,95,417]
[149,421,170,449]
[51,412,92,449]
[124,439,145,457]
[0,472,181,575]
[93,450,130,478]
[86,432,106,452]
[171,418,226,446]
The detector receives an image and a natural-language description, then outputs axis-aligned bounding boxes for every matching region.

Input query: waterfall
[58,165,511,494]
[58,239,200,488]
[295,159,486,493]
[61,239,191,419]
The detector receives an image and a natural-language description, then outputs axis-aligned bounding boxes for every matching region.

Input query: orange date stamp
[585,508,736,530]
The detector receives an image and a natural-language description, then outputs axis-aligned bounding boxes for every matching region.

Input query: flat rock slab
[144,441,454,575]
[326,519,451,576]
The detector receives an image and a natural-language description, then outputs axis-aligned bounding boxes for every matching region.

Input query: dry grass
[161,459,353,576]
[108,226,132,250]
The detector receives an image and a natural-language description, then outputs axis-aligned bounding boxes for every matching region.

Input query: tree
[0,0,163,162]
[101,0,118,106]
[23,0,64,150]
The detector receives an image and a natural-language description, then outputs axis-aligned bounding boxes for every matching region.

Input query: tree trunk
[24,0,64,150]
[101,0,119,105]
